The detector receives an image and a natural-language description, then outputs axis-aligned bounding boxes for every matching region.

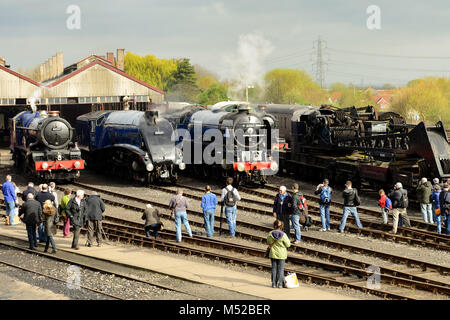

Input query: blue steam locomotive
[165,101,279,185]
[76,110,185,184]
[10,110,84,181]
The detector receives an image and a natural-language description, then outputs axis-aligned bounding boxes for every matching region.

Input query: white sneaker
[326,228,330,231]
[319,228,326,232]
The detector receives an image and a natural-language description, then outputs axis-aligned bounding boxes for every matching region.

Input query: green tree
[391,77,449,125]
[166,82,201,103]
[328,82,347,93]
[194,65,219,90]
[336,85,374,108]
[124,52,177,91]
[197,83,229,105]
[264,68,327,105]
[168,58,197,89]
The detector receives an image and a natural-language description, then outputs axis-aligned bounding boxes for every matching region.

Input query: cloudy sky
[2,0,450,87]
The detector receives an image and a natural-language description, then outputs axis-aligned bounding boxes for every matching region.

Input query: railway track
[58,182,450,299]
[0,236,208,300]
[68,181,450,252]
[156,183,450,250]
[0,243,123,300]
[85,214,450,299]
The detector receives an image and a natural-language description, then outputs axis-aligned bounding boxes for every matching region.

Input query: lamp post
[246,85,254,102]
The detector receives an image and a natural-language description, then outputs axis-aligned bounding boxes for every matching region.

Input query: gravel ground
[3,167,449,300]
[0,244,199,300]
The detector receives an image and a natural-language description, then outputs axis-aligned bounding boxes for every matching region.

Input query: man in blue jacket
[2,175,18,225]
[201,185,218,238]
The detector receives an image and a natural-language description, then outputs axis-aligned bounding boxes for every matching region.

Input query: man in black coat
[35,184,55,243]
[86,191,106,247]
[19,193,42,250]
[389,182,411,234]
[273,186,292,236]
[65,190,87,250]
[21,182,37,202]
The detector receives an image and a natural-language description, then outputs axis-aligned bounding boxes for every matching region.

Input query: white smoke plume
[220,32,274,100]
[28,89,42,113]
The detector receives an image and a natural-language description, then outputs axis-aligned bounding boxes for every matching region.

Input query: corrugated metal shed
[44,60,164,103]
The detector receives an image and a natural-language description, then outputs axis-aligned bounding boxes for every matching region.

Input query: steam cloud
[221,32,274,100]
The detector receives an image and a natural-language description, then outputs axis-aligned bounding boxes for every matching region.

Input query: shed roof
[0,65,41,87]
[43,59,164,94]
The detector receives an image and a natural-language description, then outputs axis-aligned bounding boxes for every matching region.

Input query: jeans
[320,204,331,229]
[145,224,162,238]
[26,224,37,249]
[291,214,301,241]
[436,214,442,234]
[45,236,56,252]
[420,203,433,223]
[224,206,237,237]
[381,208,389,224]
[203,210,215,238]
[391,208,411,233]
[5,201,15,220]
[174,211,192,242]
[271,258,285,288]
[339,207,363,232]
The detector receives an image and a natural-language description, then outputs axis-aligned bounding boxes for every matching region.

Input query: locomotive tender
[262,104,450,190]
[10,110,84,181]
[165,101,279,185]
[76,110,185,184]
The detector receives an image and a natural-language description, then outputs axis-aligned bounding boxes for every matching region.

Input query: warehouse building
[0,49,165,143]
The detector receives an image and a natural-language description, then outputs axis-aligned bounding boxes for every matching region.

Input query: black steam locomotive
[263,104,450,190]
[10,110,85,181]
[165,102,280,185]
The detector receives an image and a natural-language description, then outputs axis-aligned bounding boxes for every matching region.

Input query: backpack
[384,197,392,210]
[297,194,308,212]
[224,187,237,207]
[320,187,331,204]
[300,214,313,227]
[400,190,409,208]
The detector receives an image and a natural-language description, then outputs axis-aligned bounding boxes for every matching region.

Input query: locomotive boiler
[10,110,84,181]
[165,101,279,185]
[76,110,185,184]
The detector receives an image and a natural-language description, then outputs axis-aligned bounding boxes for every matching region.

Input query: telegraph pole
[313,36,327,88]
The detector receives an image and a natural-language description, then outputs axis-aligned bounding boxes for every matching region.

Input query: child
[378,189,389,224]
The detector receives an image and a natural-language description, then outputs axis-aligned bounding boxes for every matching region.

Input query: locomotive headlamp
[270,161,278,172]
[179,163,186,170]
[42,162,49,169]
[146,163,154,171]
[237,163,245,172]
[247,127,254,135]
[57,154,62,161]
[74,161,81,168]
